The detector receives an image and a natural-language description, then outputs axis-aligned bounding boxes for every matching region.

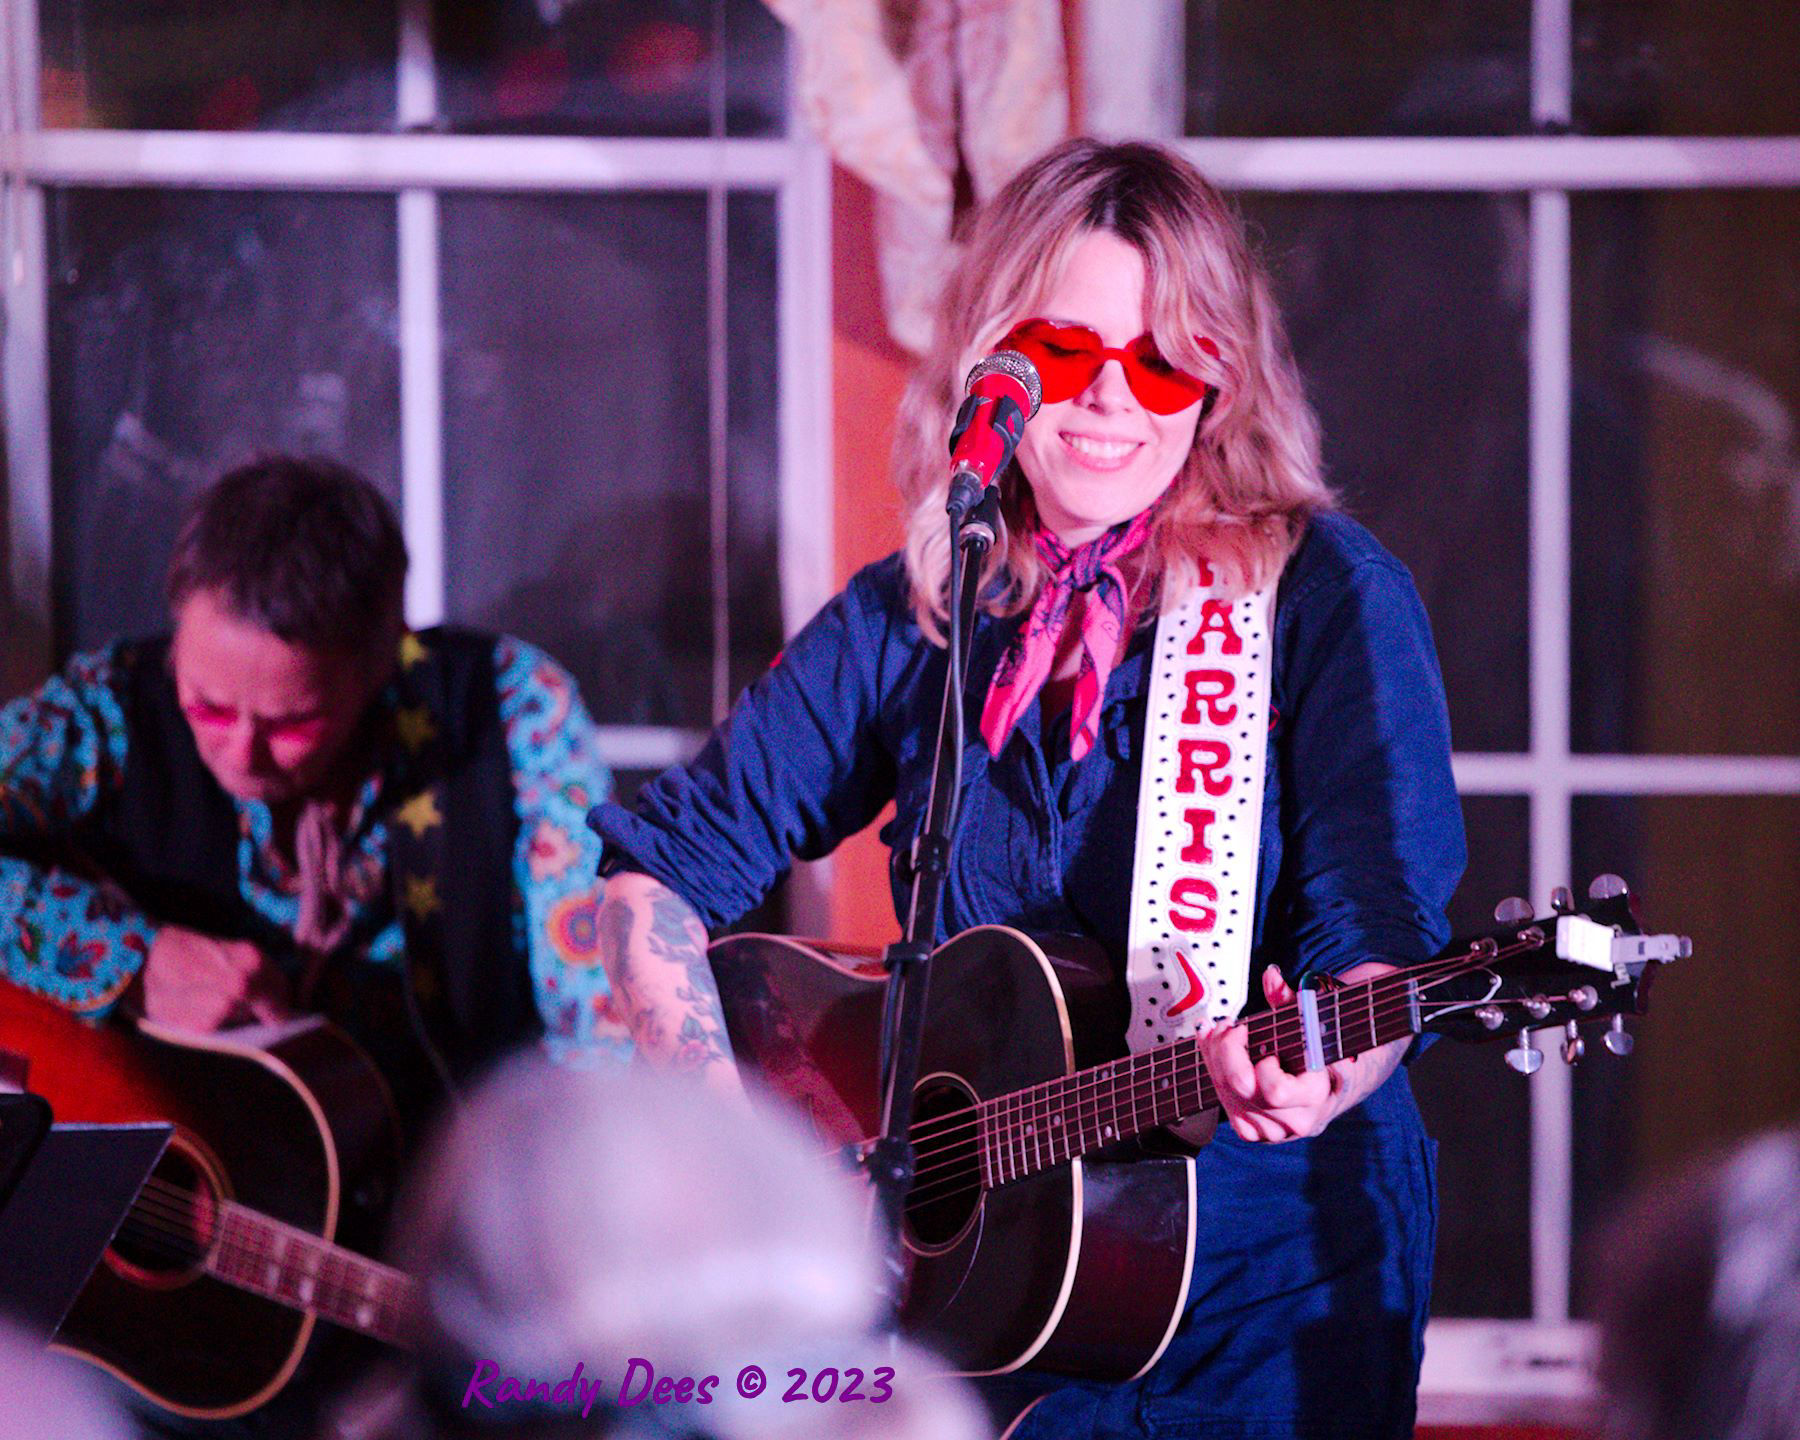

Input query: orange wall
[825,164,911,946]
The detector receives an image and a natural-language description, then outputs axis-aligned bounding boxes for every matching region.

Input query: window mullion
[1528,0,1575,1330]
[2,0,51,691]
[1,181,51,691]
[1528,184,1574,1325]
[397,0,443,628]
[1532,0,1574,130]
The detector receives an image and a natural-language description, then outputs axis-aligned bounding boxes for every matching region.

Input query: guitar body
[0,983,403,1419]
[711,926,1196,1381]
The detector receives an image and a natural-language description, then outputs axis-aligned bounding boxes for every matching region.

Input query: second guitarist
[0,460,627,1436]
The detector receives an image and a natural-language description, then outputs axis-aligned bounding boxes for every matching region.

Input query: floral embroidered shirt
[0,636,628,1065]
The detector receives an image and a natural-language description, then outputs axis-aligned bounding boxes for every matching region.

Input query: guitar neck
[208,1204,422,1348]
[975,970,1421,1188]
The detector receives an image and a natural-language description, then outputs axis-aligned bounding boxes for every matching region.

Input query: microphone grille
[965,349,1043,418]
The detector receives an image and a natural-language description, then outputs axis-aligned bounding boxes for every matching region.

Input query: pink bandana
[980,509,1153,761]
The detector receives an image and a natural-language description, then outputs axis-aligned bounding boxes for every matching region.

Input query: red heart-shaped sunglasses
[998,319,1219,417]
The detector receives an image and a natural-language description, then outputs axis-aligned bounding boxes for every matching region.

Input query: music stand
[0,1093,171,1342]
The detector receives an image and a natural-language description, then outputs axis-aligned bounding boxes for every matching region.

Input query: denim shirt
[591,511,1464,1007]
[592,512,1467,1437]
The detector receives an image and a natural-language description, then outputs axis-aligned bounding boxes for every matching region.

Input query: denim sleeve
[1278,559,1466,986]
[0,647,157,1013]
[588,571,899,929]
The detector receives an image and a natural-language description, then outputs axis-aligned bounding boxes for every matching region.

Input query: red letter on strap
[1180,807,1217,864]
[1185,599,1243,657]
[1175,738,1233,797]
[1181,668,1238,725]
[1169,877,1218,933]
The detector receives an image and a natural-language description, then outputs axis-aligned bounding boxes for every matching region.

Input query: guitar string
[897,951,1553,1202]
[902,1008,1451,1209]
[900,971,1536,1202]
[131,1177,413,1321]
[901,978,1571,1211]
[123,1190,403,1320]
[897,943,1523,1171]
[109,1183,406,1327]
[900,981,1478,1202]
[106,1213,410,1336]
[913,938,1537,1162]
[111,1195,318,1277]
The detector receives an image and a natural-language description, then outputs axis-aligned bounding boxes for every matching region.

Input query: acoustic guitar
[0,983,421,1420]
[711,879,1688,1383]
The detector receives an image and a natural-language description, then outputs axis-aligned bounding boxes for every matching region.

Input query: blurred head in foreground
[338,1059,988,1440]
[0,1317,128,1440]
[1597,1128,1800,1440]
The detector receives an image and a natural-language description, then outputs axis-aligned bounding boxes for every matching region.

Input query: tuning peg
[1474,1005,1505,1031]
[1550,886,1575,915]
[1505,1030,1544,1075]
[1587,873,1629,901]
[1603,1014,1634,1057]
[1522,994,1552,1020]
[1562,1021,1585,1065]
[1494,896,1534,925]
[1571,985,1599,1012]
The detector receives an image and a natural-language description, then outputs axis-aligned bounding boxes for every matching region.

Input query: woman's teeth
[1065,434,1138,460]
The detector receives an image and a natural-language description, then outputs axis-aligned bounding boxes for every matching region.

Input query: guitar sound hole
[903,1077,982,1251]
[106,1136,220,1286]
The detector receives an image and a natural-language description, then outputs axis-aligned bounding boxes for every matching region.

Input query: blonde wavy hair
[895,138,1334,641]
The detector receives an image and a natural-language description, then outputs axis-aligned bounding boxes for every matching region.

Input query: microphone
[946,350,1042,520]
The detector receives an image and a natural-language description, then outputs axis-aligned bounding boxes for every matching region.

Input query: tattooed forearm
[597,871,739,1084]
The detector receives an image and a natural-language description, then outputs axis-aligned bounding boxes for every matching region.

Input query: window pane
[39,0,396,131]
[434,0,786,137]
[1241,192,1531,752]
[1570,794,1800,1316]
[440,191,781,732]
[1185,0,1530,137]
[1571,192,1800,756]
[46,189,400,654]
[1415,794,1533,1317]
[1574,1,1800,137]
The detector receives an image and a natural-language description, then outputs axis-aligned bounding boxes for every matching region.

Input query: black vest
[77,629,539,1085]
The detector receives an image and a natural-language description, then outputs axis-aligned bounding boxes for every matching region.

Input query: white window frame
[1,0,833,794]
[1093,0,1800,1422]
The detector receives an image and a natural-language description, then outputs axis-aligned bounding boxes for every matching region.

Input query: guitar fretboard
[209,1205,422,1347]
[973,971,1420,1188]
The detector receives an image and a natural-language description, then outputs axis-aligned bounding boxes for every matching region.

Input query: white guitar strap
[1124,569,1276,1049]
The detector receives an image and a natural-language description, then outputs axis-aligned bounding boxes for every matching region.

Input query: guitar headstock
[1416,874,1690,1071]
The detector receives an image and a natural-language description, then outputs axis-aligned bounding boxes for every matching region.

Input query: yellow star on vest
[395,704,437,754]
[395,789,442,838]
[398,632,430,670]
[404,875,441,921]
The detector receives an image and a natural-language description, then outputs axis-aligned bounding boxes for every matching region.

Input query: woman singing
[590,137,1465,1440]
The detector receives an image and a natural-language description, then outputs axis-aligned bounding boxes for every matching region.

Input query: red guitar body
[0,982,405,1419]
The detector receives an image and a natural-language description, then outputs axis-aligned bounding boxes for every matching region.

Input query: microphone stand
[864,486,1002,1316]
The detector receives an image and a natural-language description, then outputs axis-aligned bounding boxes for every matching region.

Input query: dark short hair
[167,456,408,659]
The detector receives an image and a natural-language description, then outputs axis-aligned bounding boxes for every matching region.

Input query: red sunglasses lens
[1000,321,1210,414]
[1001,322,1101,403]
[1125,335,1210,414]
